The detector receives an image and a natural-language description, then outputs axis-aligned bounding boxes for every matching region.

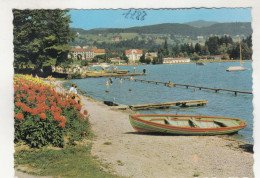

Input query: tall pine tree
[13,9,75,69]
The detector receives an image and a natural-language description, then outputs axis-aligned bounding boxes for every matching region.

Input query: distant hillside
[71,22,252,37]
[202,22,252,36]
[184,20,218,28]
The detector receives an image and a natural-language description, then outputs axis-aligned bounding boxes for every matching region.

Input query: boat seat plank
[164,118,178,126]
[189,118,204,128]
[213,120,238,127]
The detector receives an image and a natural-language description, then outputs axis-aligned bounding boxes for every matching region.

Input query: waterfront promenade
[54,80,253,177]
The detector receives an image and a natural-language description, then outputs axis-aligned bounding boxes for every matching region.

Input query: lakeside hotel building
[163,57,190,64]
[125,49,143,63]
[71,48,105,60]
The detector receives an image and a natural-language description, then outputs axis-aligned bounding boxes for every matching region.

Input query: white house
[71,48,94,60]
[125,49,143,63]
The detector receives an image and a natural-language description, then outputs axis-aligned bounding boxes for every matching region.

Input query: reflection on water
[64,61,253,143]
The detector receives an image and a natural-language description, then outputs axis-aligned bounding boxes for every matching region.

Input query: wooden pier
[85,72,146,78]
[115,77,252,96]
[111,100,208,111]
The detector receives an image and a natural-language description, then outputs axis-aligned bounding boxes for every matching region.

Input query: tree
[81,60,89,66]
[191,52,200,61]
[172,45,180,57]
[243,35,252,48]
[77,54,82,60]
[201,45,209,55]
[229,43,240,59]
[13,9,75,69]
[145,58,151,64]
[242,43,252,60]
[229,40,252,60]
[139,53,146,63]
[194,43,202,55]
[121,51,129,63]
[163,39,169,56]
[205,36,220,55]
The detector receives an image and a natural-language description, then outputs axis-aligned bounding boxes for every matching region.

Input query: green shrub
[14,74,91,148]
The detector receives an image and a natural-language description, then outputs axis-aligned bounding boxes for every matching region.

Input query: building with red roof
[92,48,106,56]
[125,49,143,63]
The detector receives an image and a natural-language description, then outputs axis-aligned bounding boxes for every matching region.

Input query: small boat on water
[129,114,247,135]
[226,66,246,71]
[116,70,129,74]
[196,62,205,66]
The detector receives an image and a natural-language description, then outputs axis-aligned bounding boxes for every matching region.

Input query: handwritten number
[123,9,147,21]
[131,10,137,19]
[141,11,147,21]
[122,9,132,19]
[136,11,142,20]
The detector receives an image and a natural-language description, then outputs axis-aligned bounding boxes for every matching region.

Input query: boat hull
[129,114,247,136]
[226,66,246,71]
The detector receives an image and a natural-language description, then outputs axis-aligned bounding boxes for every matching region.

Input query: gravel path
[80,93,254,178]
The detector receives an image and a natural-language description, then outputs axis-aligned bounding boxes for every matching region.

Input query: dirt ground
[81,94,254,178]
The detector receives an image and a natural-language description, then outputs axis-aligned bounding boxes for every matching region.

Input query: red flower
[51,106,56,113]
[21,103,31,112]
[28,95,35,102]
[60,102,65,108]
[39,113,46,119]
[16,112,24,120]
[83,109,88,115]
[31,108,38,116]
[53,112,61,121]
[39,113,46,120]
[55,107,62,113]
[26,107,32,113]
[60,116,66,123]
[15,101,22,107]
[36,103,44,113]
[43,104,49,110]
[80,113,85,120]
[40,95,46,102]
[76,104,82,111]
[52,102,57,107]
[59,122,65,128]
[65,101,70,107]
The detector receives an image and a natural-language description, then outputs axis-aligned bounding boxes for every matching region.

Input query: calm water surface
[64,62,253,143]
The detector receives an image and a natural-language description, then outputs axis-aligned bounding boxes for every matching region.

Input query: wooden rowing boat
[116,70,129,74]
[129,114,247,135]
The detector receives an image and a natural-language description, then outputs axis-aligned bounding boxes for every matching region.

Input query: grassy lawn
[14,143,121,178]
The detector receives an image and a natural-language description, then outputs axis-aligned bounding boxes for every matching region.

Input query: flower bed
[14,74,90,148]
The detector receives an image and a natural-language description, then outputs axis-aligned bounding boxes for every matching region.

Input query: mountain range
[184,20,218,28]
[71,20,252,37]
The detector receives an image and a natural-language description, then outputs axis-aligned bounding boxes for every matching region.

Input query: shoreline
[56,80,253,177]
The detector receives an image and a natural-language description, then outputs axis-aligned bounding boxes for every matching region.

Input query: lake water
[64,61,253,143]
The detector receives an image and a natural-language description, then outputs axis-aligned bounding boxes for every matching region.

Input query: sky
[68,8,251,30]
